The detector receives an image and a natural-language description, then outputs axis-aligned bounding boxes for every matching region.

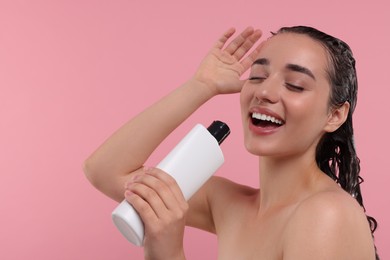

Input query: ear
[324,102,350,133]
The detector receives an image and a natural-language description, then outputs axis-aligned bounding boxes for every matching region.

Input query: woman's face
[240,32,333,158]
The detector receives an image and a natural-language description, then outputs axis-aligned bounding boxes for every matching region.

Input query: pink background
[1,0,388,259]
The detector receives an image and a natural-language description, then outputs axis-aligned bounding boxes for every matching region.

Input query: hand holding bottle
[125,167,188,260]
[112,121,230,246]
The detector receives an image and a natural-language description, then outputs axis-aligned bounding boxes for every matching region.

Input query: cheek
[287,94,330,131]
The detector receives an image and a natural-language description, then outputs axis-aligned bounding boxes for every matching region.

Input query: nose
[254,77,281,104]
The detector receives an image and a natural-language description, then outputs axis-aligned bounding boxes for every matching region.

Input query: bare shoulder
[283,188,376,260]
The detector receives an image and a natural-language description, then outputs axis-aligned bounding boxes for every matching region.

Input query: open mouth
[251,112,284,128]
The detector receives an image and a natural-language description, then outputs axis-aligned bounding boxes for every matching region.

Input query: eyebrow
[252,58,316,81]
[286,63,316,80]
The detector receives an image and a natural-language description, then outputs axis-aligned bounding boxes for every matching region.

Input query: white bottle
[111,121,230,246]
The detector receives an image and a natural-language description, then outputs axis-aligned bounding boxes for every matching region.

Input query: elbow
[83,156,126,202]
[83,157,102,190]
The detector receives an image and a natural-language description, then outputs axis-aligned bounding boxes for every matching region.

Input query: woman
[84,26,378,259]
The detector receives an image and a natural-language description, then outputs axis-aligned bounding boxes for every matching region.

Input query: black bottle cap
[207,120,230,145]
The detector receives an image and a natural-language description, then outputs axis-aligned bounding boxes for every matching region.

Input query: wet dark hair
[274,26,379,259]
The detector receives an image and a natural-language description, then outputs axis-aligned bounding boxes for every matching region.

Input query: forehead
[258,33,329,74]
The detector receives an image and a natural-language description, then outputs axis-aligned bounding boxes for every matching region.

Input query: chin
[244,141,273,157]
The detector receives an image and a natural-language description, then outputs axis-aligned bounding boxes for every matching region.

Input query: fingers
[143,167,186,206]
[223,27,255,55]
[240,41,264,71]
[215,27,262,61]
[232,29,262,61]
[214,27,236,49]
[125,189,160,223]
[125,167,187,220]
[125,177,168,220]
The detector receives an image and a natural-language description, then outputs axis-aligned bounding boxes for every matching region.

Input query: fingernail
[131,174,139,182]
[125,190,133,198]
[143,166,152,173]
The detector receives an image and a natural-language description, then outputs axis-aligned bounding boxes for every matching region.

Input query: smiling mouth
[251,112,284,127]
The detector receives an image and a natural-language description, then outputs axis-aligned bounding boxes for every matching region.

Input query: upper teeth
[252,112,283,125]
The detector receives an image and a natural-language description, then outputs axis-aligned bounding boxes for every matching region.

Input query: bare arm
[84,79,213,201]
[83,27,263,203]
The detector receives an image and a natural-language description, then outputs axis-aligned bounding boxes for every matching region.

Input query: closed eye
[286,83,304,92]
[248,76,266,82]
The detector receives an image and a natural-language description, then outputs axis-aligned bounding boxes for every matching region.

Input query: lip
[247,107,284,135]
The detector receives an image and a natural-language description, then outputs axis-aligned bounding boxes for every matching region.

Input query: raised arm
[83,27,263,202]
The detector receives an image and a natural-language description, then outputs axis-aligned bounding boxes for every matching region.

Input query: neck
[257,151,324,212]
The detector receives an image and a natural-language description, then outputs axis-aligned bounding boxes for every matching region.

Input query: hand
[193,27,263,96]
[125,167,188,260]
